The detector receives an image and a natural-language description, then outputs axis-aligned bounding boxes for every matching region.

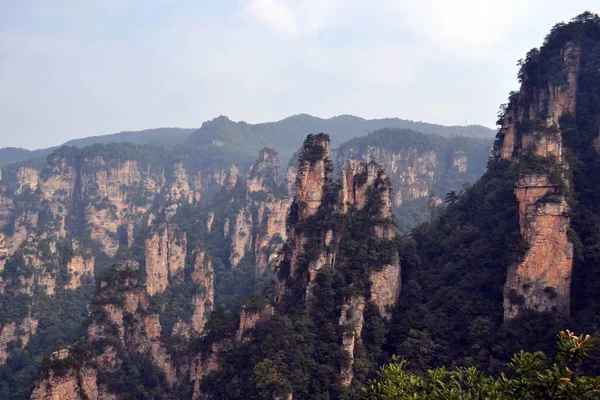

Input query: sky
[0,1,598,150]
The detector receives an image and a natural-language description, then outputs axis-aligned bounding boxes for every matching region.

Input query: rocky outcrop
[229,207,253,267]
[16,167,39,195]
[190,342,228,400]
[190,250,214,334]
[336,146,438,207]
[81,158,160,256]
[296,134,332,219]
[254,197,291,274]
[499,41,580,320]
[168,162,194,204]
[30,347,102,400]
[499,42,580,162]
[369,264,401,319]
[504,175,572,319]
[275,135,401,387]
[90,261,176,386]
[453,150,468,173]
[339,296,365,387]
[206,211,214,232]
[65,240,95,290]
[39,154,79,238]
[144,224,187,295]
[235,303,274,342]
[0,316,38,364]
[246,148,279,193]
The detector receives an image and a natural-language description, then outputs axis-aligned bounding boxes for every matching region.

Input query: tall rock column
[296,134,331,219]
[500,41,580,320]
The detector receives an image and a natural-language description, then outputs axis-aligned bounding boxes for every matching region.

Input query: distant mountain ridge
[0,128,195,167]
[185,114,495,165]
[0,115,494,168]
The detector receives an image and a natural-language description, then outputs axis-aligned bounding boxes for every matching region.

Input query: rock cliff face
[296,135,332,219]
[276,134,400,387]
[30,346,103,400]
[498,41,580,320]
[339,296,365,387]
[189,250,214,334]
[229,207,253,268]
[504,175,572,319]
[246,148,279,193]
[144,224,187,295]
[254,197,291,273]
[337,147,437,206]
[65,240,95,290]
[334,130,491,213]
[32,260,183,399]
[235,302,274,342]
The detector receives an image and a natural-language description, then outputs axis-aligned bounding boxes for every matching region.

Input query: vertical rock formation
[339,296,365,387]
[296,134,332,219]
[144,224,187,295]
[504,175,572,319]
[335,143,439,207]
[246,148,279,193]
[30,347,101,400]
[235,302,274,342]
[229,207,253,267]
[206,211,214,232]
[168,162,193,204]
[34,260,178,399]
[65,239,95,290]
[254,197,292,274]
[190,250,214,334]
[275,134,400,387]
[499,40,580,320]
[81,157,161,256]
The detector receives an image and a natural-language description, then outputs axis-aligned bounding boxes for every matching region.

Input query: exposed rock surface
[190,250,214,334]
[275,135,401,386]
[229,207,253,268]
[235,303,274,342]
[246,148,279,193]
[499,42,580,162]
[336,147,437,206]
[499,41,580,320]
[296,135,332,219]
[65,240,95,290]
[504,175,572,319]
[145,224,187,295]
[254,197,292,274]
[339,296,365,387]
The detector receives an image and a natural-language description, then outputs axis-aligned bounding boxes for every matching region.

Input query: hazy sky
[0,1,597,149]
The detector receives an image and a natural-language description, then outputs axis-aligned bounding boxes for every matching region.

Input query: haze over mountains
[0,114,495,167]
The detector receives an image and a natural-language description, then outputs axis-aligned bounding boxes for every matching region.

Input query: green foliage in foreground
[362,331,600,400]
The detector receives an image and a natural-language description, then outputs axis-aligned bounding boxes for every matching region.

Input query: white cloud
[387,0,532,59]
[246,0,299,35]
[243,0,340,36]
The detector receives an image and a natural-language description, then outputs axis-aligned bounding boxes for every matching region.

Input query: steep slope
[334,128,491,232]
[196,134,400,399]
[387,11,600,375]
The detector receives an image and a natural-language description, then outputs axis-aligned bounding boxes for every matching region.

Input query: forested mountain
[0,148,55,168]
[1,116,493,169]
[0,128,487,398]
[62,128,195,149]
[334,128,491,232]
[2,11,598,400]
[0,128,195,168]
[185,114,494,166]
